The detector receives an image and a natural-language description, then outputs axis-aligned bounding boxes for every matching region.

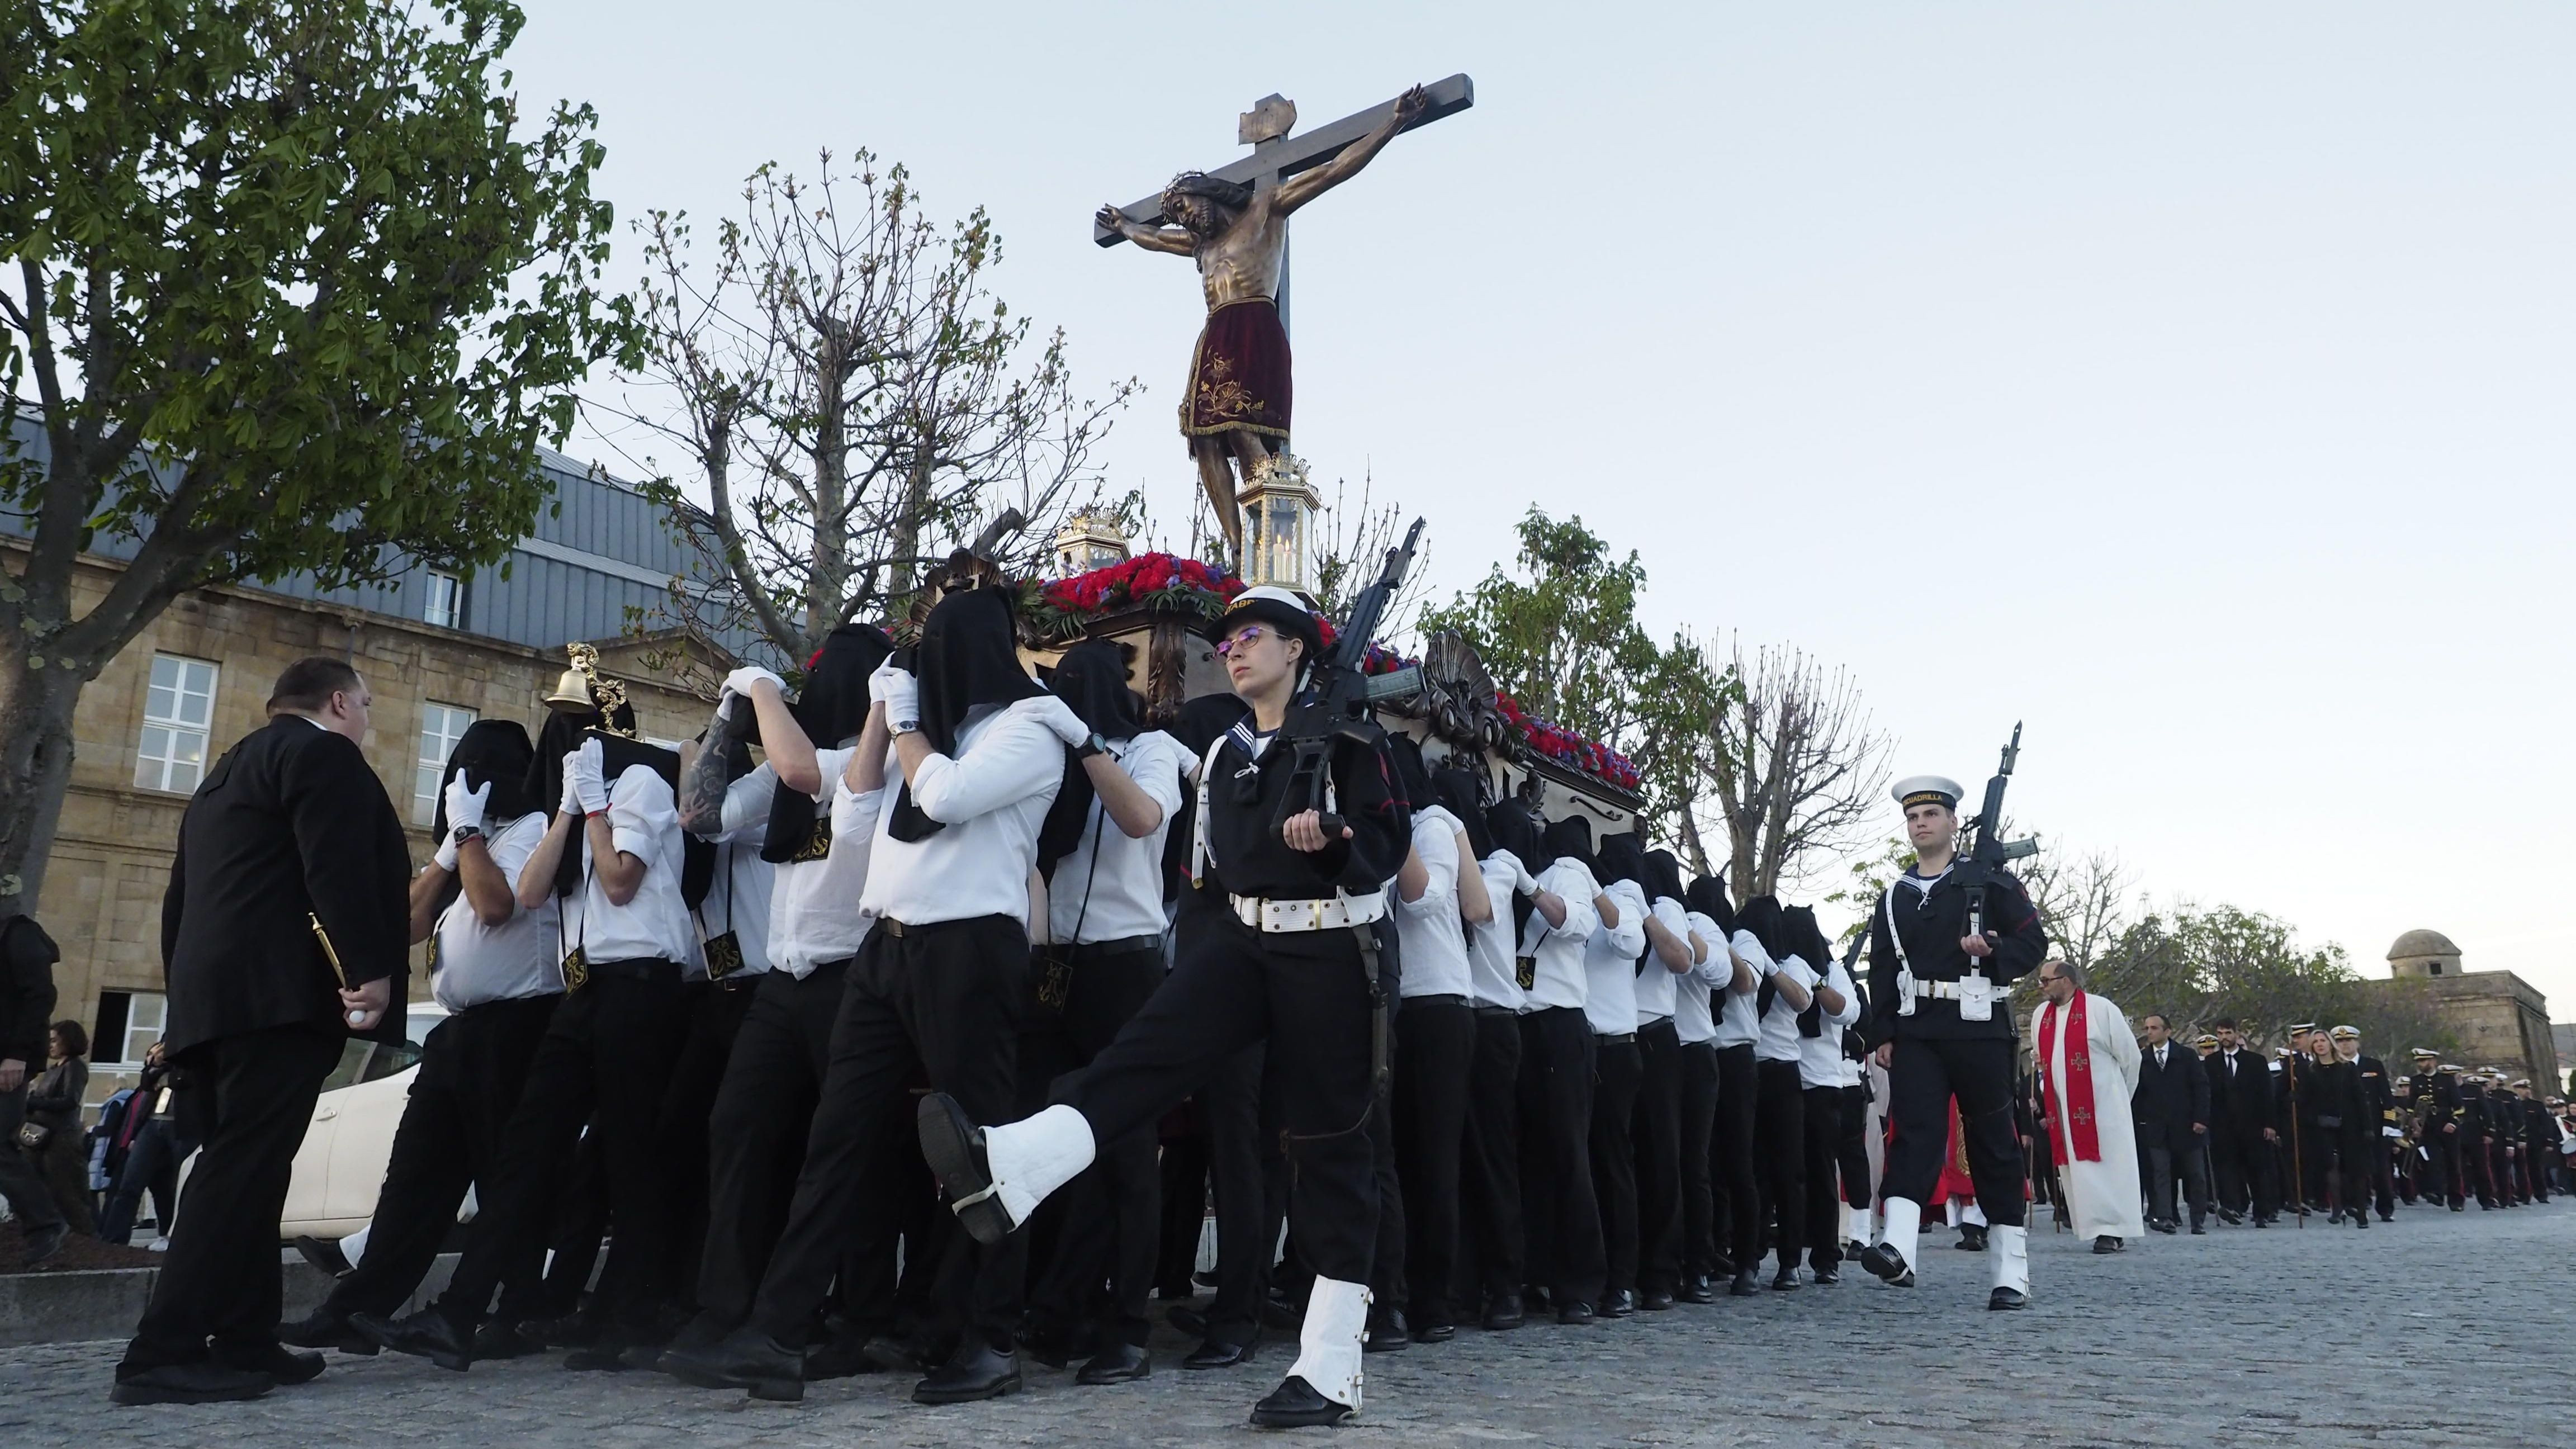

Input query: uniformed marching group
[105,584,2570,1421]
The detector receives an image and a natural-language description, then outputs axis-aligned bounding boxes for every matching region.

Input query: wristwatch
[889,718,921,737]
[450,823,484,847]
[1077,732,1110,760]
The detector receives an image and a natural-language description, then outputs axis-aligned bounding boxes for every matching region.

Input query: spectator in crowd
[27,1020,98,1236]
[1,912,69,1265]
[100,1042,188,1246]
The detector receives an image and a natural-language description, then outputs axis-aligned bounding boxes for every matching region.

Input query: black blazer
[160,715,410,1054]
[2208,1047,2268,1133]
[2133,1038,2211,1152]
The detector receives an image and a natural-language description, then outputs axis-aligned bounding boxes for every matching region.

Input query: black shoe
[1016,1322,1090,1372]
[1844,1239,1867,1262]
[1599,1289,1635,1319]
[1077,1341,1152,1385]
[1249,1374,1353,1428]
[562,1336,635,1372]
[2092,1235,2123,1254]
[1642,1288,1676,1311]
[1708,1253,1737,1278]
[1955,1227,1987,1252]
[916,1092,1012,1247]
[1770,1266,1801,1291]
[1727,1269,1761,1297]
[1524,1285,1556,1315]
[913,1338,1021,1405]
[862,1333,932,1375]
[21,1221,67,1267]
[659,1311,731,1359]
[525,1311,603,1348]
[212,1343,325,1385]
[1811,1266,1841,1286]
[111,1362,275,1406]
[2255,1215,2276,1227]
[1259,1290,1304,1330]
[1677,1274,1715,1304]
[1988,1287,2028,1311]
[292,1234,353,1277]
[279,1308,378,1356]
[2378,1212,2395,1223]
[2355,1214,2369,1230]
[1858,1243,1912,1285]
[802,1325,882,1382]
[2189,1223,2208,1237]
[352,1309,473,1373]
[2151,1219,2179,1235]
[659,1328,805,1402]
[1167,1304,1210,1339]
[1413,1321,1455,1343]
[1364,1306,1409,1351]
[1182,1337,1256,1370]
[473,1319,544,1360]
[2217,1209,2243,1225]
[1481,1293,1524,1330]
[1557,1300,1596,1325]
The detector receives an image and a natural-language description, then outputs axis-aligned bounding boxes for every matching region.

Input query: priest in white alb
[2029,958,2143,1253]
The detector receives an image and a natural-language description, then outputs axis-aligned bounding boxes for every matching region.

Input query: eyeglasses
[1215,626,1265,658]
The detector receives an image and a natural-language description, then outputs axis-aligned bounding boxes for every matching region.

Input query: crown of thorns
[1163,171,1254,214]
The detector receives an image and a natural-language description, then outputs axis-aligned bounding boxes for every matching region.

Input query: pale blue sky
[513,2,2576,1015]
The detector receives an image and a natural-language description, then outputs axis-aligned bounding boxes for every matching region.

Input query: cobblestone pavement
[4,1201,2569,1447]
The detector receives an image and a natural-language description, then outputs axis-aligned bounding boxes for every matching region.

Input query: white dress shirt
[430,812,562,1011]
[1634,894,1688,1026]
[1466,851,1528,1012]
[1675,910,1722,1045]
[1583,878,1649,1038]
[715,749,879,979]
[574,765,699,967]
[840,698,1065,930]
[1517,859,1600,1012]
[1798,955,1863,1088]
[1755,950,1821,1064]
[1046,731,1187,946]
[1715,929,1768,1049]
[1395,805,1473,1001]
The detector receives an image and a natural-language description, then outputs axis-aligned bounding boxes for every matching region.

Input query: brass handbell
[542,664,593,711]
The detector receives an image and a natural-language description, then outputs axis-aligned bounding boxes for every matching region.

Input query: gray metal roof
[3,411,779,666]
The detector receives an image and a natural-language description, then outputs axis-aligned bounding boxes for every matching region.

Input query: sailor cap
[1891,775,1966,811]
[2438,1062,2461,1073]
[2288,1022,2318,1035]
[2408,1047,2437,1059]
[2329,1025,2360,1040]
[2512,1078,2530,1088]
[2193,1033,2219,1048]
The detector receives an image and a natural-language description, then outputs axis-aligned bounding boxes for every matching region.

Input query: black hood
[1595,831,1649,893]
[761,623,892,864]
[527,700,629,820]
[544,728,710,907]
[889,587,1048,844]
[1485,801,1544,869]
[1540,815,1595,874]
[430,719,537,841]
[1781,904,1829,969]
[1435,768,1494,860]
[1645,848,1687,905]
[1685,875,1736,936]
[1388,735,1433,813]
[1737,895,1786,960]
[1035,639,1143,880]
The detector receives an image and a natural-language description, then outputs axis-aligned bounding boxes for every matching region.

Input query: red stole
[2037,993,2103,1165]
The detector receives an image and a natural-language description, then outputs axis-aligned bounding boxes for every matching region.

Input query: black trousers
[1800,1082,1845,1273]
[1675,1041,1720,1280]
[1197,1043,1280,1347]
[433,964,692,1332]
[751,916,1026,1349]
[2373,1134,2399,1214]
[2140,1132,2212,1229]
[323,994,560,1319]
[100,1119,188,1244]
[655,976,757,1315]
[1836,1082,1873,1214]
[1711,1043,1761,1270]
[1631,1019,1684,1295]
[1059,911,1377,1289]
[1459,1008,1525,1302]
[1,1080,69,1235]
[1880,1035,2028,1229]
[1392,997,1474,1327]
[1516,1007,1604,1306]
[694,959,849,1324]
[1027,941,1166,1346]
[122,1024,344,1371]
[1752,1059,1807,1270]
[1588,1036,1642,1298]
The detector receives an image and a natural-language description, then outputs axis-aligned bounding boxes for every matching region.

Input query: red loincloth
[1181,297,1292,443]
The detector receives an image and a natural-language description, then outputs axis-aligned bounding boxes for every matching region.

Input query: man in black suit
[2132,1012,2212,1234]
[2204,1019,2275,1224]
[113,657,410,1406]
[1,913,68,1265]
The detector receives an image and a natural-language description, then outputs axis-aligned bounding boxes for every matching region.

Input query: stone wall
[25,555,721,1105]
[2367,969,2561,1088]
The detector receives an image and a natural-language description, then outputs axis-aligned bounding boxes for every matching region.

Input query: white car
[277,1003,449,1240]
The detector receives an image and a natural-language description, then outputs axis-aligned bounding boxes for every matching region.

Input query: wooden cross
[1092,73,1475,334]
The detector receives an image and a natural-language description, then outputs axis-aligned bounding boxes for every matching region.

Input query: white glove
[1512,859,1539,896]
[2383,1125,2403,1140]
[444,774,490,835]
[872,661,918,728]
[559,768,583,820]
[434,834,461,872]
[1033,695,1092,748]
[713,690,738,722]
[723,665,786,700]
[566,740,609,816]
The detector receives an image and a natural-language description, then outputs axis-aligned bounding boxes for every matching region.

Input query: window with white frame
[422,570,462,629]
[414,703,478,824]
[135,654,219,793]
[93,989,169,1067]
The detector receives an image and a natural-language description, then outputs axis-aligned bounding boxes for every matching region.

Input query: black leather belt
[584,956,680,985]
[1066,935,1163,960]
[1596,1031,1637,1044]
[1475,1005,1518,1020]
[1404,993,1470,1010]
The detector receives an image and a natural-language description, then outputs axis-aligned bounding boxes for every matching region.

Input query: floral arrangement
[1025,552,1244,638]
[1495,692,1644,793]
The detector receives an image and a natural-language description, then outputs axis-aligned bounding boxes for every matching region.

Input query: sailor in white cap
[2328,1025,2398,1222]
[1855,774,2048,1310]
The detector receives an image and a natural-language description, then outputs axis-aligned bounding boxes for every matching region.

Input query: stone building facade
[6,444,750,1106]
[2371,929,2559,1090]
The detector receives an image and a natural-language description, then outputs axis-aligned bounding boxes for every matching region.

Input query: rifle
[1272,517,1424,839]
[1961,722,2039,940]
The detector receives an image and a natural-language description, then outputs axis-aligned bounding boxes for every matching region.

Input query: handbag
[15,1119,48,1152]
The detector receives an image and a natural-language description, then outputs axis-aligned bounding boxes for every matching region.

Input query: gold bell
[542,665,594,712]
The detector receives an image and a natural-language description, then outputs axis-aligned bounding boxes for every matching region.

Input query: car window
[317,1038,429,1092]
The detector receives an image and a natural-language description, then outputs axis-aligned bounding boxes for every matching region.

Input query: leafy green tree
[0,0,631,912]
[2064,905,2455,1054]
[1419,508,1732,839]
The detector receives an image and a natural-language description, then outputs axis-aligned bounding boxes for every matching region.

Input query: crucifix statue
[1095,74,1474,557]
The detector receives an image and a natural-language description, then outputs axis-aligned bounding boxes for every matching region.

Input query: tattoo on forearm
[679,709,731,832]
